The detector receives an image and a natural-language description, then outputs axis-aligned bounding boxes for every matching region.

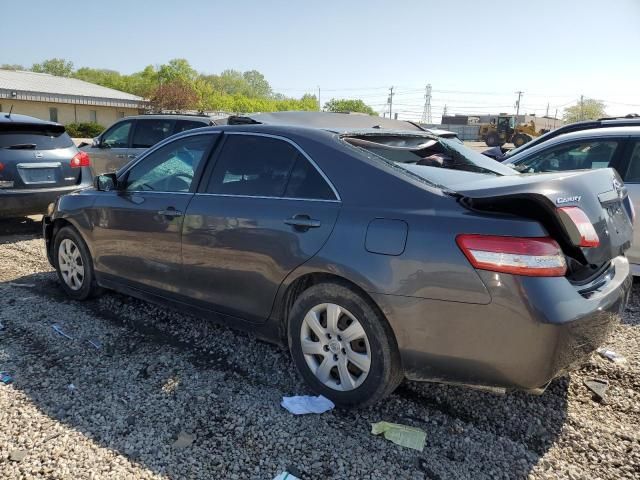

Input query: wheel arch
[272,271,401,360]
[46,217,91,265]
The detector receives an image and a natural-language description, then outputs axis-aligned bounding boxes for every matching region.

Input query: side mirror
[93,137,110,149]
[93,173,117,192]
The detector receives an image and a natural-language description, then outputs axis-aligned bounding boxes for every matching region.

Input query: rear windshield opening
[342,134,516,177]
[0,124,73,150]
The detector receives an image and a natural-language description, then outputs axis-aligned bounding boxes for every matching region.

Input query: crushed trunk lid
[450,168,633,268]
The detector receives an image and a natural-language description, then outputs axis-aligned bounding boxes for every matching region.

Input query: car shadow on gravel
[0,216,43,243]
[2,271,573,479]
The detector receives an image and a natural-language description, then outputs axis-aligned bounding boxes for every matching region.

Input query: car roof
[0,112,62,127]
[506,125,640,162]
[221,111,426,133]
[180,123,439,145]
[124,114,212,122]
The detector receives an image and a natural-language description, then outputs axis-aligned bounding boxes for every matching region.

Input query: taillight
[557,206,600,247]
[70,151,90,168]
[456,234,567,277]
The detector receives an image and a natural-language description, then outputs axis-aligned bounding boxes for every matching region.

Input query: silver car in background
[81,114,213,175]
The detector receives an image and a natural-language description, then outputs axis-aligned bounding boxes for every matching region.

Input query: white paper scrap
[281,395,335,415]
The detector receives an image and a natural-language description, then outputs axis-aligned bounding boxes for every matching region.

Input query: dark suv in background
[0,112,92,218]
[80,114,213,175]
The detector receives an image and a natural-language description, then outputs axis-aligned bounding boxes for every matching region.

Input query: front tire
[54,226,99,300]
[485,132,501,147]
[288,282,403,407]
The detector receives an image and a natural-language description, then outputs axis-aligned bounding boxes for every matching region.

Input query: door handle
[158,208,183,218]
[115,154,126,159]
[284,215,321,230]
[127,154,138,159]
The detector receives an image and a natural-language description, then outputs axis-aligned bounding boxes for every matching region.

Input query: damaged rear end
[345,132,633,391]
[449,168,633,389]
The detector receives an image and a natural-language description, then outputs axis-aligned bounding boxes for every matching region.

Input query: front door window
[125,134,211,192]
[102,121,132,148]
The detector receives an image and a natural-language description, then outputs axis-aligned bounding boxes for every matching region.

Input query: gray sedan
[43,122,633,406]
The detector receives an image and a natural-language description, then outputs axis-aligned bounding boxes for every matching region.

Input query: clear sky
[3,0,640,122]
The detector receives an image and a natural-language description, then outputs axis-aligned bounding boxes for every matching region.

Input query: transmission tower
[421,84,432,123]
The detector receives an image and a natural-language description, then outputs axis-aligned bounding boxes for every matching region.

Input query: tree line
[1,58,377,115]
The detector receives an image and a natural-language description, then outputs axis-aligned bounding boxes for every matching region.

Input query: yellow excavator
[479,116,542,147]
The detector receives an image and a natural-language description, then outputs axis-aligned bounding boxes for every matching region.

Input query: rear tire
[53,226,100,300]
[287,282,403,407]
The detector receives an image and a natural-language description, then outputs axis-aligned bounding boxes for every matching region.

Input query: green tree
[31,58,74,77]
[324,98,377,115]
[242,70,272,98]
[563,98,607,123]
[157,58,198,85]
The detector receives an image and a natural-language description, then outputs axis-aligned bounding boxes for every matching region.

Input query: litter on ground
[273,472,300,480]
[281,395,335,415]
[584,377,609,401]
[371,421,427,451]
[596,348,626,364]
[52,324,73,340]
[1,372,13,384]
[172,431,195,448]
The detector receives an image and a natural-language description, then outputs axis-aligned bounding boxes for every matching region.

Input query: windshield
[343,134,517,177]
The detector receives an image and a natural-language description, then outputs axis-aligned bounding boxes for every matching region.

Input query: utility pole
[442,104,448,120]
[421,84,432,124]
[579,94,585,120]
[388,86,394,120]
[317,86,321,111]
[545,102,549,117]
[515,91,524,122]
[554,108,558,129]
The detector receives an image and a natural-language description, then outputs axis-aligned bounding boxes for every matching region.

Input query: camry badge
[556,196,581,204]
[34,151,44,158]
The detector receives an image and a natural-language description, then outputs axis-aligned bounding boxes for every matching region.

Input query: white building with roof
[0,69,146,126]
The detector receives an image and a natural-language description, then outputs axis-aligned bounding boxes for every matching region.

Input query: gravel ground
[0,217,639,479]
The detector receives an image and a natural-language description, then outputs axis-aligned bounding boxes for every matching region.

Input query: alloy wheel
[300,303,371,391]
[58,238,85,291]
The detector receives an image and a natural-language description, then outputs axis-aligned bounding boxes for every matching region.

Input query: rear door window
[131,119,175,149]
[514,140,621,173]
[0,125,73,150]
[174,119,208,134]
[284,156,336,200]
[206,135,299,197]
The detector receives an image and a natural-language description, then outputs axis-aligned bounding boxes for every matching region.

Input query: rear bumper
[373,255,632,390]
[0,184,88,217]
